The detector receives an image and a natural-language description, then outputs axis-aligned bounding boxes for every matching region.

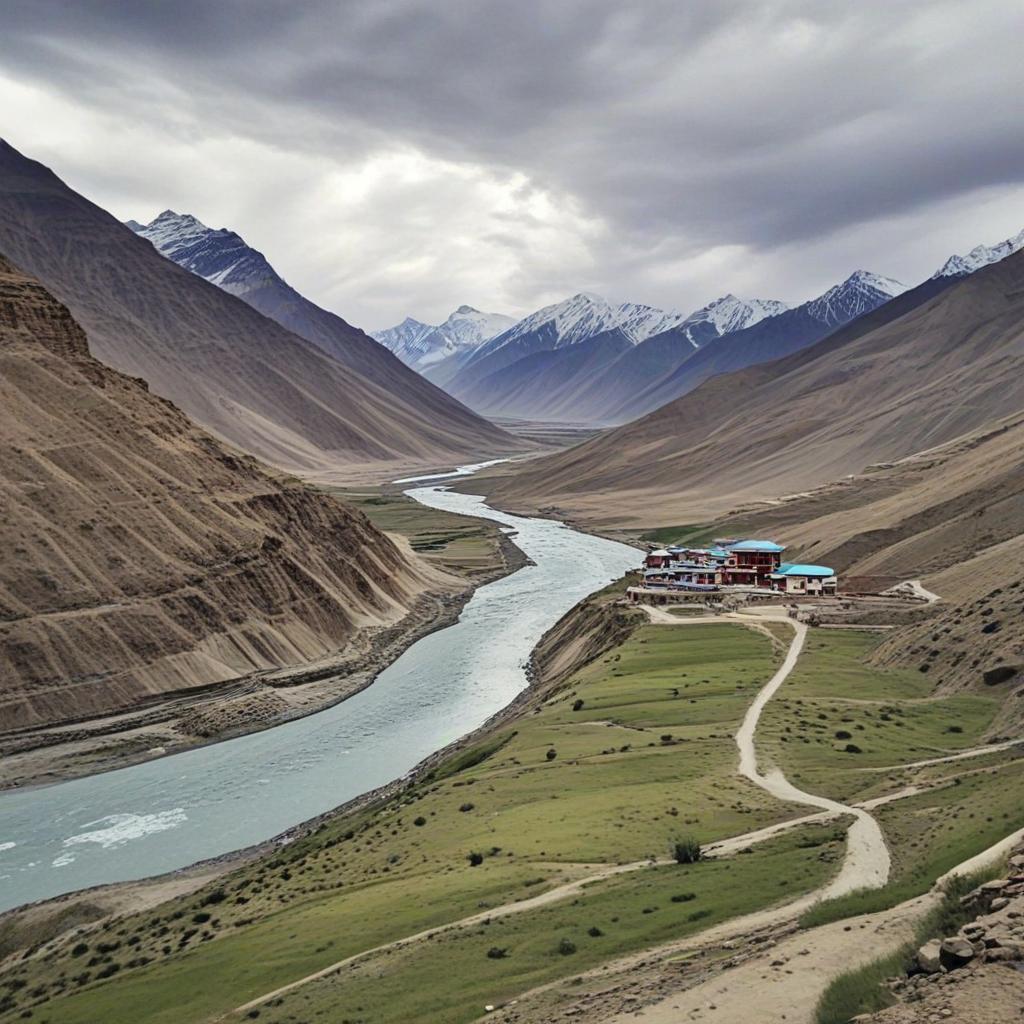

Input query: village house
[637,538,838,598]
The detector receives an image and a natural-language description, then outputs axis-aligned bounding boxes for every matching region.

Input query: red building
[720,540,785,588]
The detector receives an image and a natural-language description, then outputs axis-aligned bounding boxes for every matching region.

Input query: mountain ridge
[0,252,448,732]
[471,248,1024,533]
[0,139,515,480]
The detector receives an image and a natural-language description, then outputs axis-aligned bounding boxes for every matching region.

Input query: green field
[234,823,845,1024]
[323,487,508,578]
[759,631,1001,803]
[3,622,817,1024]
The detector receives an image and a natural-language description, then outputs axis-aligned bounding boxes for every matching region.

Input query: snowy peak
[932,227,1024,279]
[804,269,906,326]
[499,292,623,348]
[614,302,689,343]
[129,210,275,297]
[438,306,516,348]
[682,293,789,336]
[373,306,515,369]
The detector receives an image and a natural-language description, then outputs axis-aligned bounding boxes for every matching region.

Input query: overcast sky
[3,0,1024,329]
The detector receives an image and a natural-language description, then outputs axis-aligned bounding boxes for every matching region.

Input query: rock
[939,937,976,969]
[990,896,1011,911]
[979,879,1009,893]
[917,939,943,974]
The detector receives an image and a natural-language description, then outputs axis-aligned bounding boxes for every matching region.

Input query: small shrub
[192,912,211,924]
[545,748,557,761]
[572,699,585,711]
[670,892,697,903]
[587,926,604,937]
[459,802,475,812]
[557,938,577,955]
[413,816,426,827]
[70,943,88,958]
[834,730,851,740]
[842,743,862,754]
[671,837,702,864]
[486,947,508,959]
[467,851,484,867]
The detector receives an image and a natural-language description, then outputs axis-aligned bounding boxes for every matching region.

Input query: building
[768,563,838,596]
[720,540,785,588]
[639,538,838,596]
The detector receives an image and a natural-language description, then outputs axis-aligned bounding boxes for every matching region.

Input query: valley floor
[2,581,1019,1024]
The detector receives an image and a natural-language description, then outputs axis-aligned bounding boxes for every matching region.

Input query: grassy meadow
[1,622,820,1024]
[324,487,508,578]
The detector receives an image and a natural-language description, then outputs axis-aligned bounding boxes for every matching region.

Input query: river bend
[0,471,638,913]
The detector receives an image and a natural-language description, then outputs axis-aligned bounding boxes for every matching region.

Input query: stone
[990,896,1011,910]
[916,939,943,974]
[939,937,976,969]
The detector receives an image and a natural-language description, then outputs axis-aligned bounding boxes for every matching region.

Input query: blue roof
[772,563,835,577]
[729,539,786,552]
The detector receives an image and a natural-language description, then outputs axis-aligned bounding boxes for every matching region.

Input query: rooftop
[729,539,786,553]
[771,563,835,577]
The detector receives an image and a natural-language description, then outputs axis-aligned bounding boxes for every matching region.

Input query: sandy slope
[475,249,1024,531]
[0,255,450,739]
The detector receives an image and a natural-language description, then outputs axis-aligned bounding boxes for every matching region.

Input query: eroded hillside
[0,255,449,733]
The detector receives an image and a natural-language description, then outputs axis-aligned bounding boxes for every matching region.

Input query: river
[0,467,638,913]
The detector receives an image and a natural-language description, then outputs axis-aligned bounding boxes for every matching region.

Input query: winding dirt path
[733,615,890,896]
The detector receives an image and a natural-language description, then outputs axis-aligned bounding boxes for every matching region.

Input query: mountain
[611,269,906,423]
[124,208,515,467]
[933,226,1024,278]
[444,291,788,421]
[475,249,1024,540]
[0,253,446,732]
[372,304,515,371]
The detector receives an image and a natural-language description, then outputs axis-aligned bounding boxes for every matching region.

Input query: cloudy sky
[3,0,1023,330]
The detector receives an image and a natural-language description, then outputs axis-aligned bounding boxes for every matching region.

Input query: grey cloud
[2,0,1023,323]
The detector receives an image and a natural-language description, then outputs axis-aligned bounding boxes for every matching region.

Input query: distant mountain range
[374,226,1023,428]
[932,226,1024,279]
[477,246,1024,587]
[424,272,900,423]
[372,306,516,372]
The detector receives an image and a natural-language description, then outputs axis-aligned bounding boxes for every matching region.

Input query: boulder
[939,936,976,969]
[916,939,943,974]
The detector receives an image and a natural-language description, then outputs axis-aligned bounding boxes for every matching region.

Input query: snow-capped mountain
[481,292,623,356]
[804,270,906,326]
[373,305,515,370]
[131,210,275,297]
[474,290,788,363]
[932,227,1024,279]
[671,294,789,348]
[125,210,513,438]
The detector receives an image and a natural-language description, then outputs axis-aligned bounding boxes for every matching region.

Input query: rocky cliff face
[0,255,445,731]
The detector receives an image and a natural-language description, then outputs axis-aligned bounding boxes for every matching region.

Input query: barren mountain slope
[478,249,1024,528]
[0,254,447,732]
[129,211,506,442]
[869,579,1024,736]
[700,412,1024,597]
[451,328,635,420]
[0,140,515,478]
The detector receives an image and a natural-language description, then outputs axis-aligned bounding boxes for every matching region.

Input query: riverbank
[0,574,642,938]
[0,489,526,792]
